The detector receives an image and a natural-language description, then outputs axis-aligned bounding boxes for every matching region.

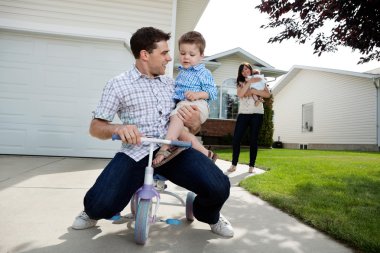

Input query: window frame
[209,78,239,119]
[302,102,314,132]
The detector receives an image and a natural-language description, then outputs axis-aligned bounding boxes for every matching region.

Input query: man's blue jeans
[84,148,230,225]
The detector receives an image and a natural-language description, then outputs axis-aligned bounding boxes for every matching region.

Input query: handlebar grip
[170,140,192,148]
[112,134,121,141]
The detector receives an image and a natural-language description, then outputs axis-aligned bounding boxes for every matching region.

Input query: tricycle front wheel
[134,199,152,245]
[186,191,196,221]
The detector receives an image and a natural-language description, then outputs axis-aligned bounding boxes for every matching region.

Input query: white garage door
[0,30,133,158]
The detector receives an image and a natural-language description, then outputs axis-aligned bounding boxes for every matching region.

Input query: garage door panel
[0,95,29,123]
[44,68,79,90]
[35,128,76,151]
[86,70,123,96]
[0,126,27,153]
[0,123,121,157]
[92,46,130,64]
[0,35,34,57]
[0,31,133,157]
[38,98,79,125]
[29,125,76,156]
[46,41,82,60]
[83,137,120,157]
[36,95,99,127]
[0,64,32,87]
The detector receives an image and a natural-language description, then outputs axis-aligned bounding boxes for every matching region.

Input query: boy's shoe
[72,211,98,230]
[248,166,256,173]
[208,150,219,162]
[154,179,167,191]
[210,214,234,237]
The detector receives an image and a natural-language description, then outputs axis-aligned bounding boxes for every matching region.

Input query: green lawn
[216,148,380,253]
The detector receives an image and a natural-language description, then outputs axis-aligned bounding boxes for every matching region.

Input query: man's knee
[210,175,230,202]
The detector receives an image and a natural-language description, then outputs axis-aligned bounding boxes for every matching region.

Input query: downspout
[168,0,178,78]
[374,78,380,151]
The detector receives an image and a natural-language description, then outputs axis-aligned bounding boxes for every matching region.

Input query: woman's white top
[238,96,264,114]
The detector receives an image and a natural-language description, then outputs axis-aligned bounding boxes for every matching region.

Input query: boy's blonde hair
[178,31,206,55]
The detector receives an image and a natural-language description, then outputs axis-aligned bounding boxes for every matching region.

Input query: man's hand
[177,105,201,134]
[89,118,141,144]
[114,124,142,145]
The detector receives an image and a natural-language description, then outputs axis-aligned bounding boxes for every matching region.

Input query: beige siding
[0,0,174,35]
[174,0,209,60]
[212,55,242,86]
[273,70,377,145]
[211,55,280,86]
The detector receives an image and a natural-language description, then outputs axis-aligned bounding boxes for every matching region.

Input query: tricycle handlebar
[111,134,192,148]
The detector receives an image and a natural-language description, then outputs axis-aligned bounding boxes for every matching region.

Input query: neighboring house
[272,65,380,151]
[0,0,209,158]
[181,47,286,141]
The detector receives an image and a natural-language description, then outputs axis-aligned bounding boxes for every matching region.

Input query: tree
[240,95,273,148]
[258,95,274,148]
[256,0,380,64]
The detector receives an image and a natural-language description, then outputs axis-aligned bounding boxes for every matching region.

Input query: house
[272,65,380,151]
[0,0,209,158]
[0,1,286,158]
[189,47,286,143]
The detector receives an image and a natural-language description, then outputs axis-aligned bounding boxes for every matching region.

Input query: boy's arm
[185,91,209,101]
[199,70,217,101]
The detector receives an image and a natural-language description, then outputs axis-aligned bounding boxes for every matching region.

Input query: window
[302,103,313,132]
[209,78,239,119]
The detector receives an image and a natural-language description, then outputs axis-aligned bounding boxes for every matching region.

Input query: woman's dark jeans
[84,148,230,225]
[231,113,263,167]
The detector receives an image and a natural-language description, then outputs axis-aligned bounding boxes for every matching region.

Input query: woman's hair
[236,62,253,86]
[178,31,206,55]
[130,27,171,59]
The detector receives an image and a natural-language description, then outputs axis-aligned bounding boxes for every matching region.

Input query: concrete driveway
[0,155,353,253]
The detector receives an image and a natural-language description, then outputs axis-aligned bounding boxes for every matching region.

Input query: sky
[195,0,379,74]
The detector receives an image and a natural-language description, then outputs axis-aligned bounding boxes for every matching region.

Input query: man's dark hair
[130,27,171,59]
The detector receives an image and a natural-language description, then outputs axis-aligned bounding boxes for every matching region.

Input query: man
[72,27,234,237]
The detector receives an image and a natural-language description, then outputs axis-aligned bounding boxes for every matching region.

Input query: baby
[247,69,266,106]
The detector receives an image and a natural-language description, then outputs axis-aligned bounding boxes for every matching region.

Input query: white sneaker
[72,211,98,230]
[210,214,234,237]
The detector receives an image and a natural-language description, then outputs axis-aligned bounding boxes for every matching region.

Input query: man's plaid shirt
[93,65,175,161]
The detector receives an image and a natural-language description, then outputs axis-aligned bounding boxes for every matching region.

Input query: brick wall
[199,119,236,137]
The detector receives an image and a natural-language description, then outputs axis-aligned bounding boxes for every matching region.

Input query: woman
[228,62,271,173]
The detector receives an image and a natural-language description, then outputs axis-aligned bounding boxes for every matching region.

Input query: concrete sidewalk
[0,155,353,253]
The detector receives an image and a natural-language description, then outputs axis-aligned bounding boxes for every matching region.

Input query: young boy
[153,31,218,165]
[248,69,266,106]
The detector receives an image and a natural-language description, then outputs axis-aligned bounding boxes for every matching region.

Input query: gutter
[374,78,380,150]
[374,78,380,89]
